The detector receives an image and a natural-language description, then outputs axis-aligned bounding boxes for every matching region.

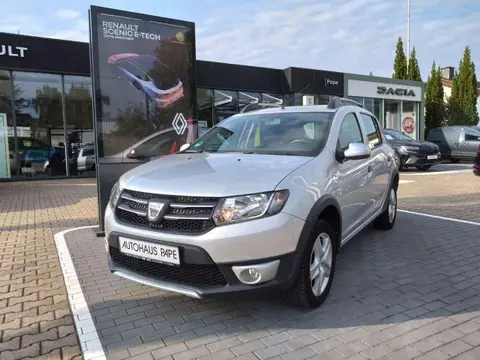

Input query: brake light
[157,87,184,106]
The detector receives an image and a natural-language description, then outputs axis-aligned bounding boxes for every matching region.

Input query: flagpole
[407,0,411,65]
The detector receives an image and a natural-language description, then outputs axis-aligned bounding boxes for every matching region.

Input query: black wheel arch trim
[285,195,342,291]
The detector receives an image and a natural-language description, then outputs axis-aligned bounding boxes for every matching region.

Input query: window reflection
[213,90,238,124]
[64,75,94,176]
[12,72,65,178]
[197,88,213,129]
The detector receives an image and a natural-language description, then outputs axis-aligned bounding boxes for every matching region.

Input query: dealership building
[0,31,425,181]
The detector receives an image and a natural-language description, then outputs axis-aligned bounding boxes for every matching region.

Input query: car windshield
[132,55,178,90]
[187,111,334,156]
[384,130,413,141]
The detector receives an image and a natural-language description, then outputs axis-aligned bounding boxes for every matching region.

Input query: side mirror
[179,143,190,152]
[343,143,371,160]
[126,148,149,161]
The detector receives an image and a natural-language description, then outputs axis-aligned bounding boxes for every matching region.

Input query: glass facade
[0,70,93,180]
[348,95,421,138]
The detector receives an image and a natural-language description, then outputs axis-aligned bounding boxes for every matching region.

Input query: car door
[358,112,390,213]
[335,112,373,238]
[459,128,480,160]
[77,149,86,170]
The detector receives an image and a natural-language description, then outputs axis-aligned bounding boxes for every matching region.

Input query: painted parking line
[399,180,414,184]
[402,169,472,176]
[54,225,106,360]
[398,209,480,226]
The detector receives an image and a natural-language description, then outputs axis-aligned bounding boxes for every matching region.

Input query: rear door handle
[367,165,373,172]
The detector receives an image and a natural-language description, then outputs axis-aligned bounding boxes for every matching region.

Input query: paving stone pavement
[64,211,480,360]
[0,180,97,360]
[0,170,478,360]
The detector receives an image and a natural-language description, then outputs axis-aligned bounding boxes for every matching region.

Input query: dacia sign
[377,86,416,97]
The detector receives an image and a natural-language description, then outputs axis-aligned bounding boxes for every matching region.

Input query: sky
[0,0,479,81]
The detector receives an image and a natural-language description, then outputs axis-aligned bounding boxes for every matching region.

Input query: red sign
[402,117,415,134]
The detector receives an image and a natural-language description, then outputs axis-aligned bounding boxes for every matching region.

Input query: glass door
[384,99,401,131]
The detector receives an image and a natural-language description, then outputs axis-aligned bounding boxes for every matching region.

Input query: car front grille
[418,148,439,155]
[115,189,218,234]
[110,246,228,287]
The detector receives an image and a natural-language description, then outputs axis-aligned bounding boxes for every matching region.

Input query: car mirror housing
[343,143,371,160]
[179,143,190,152]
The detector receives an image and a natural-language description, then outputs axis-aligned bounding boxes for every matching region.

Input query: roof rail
[327,96,363,109]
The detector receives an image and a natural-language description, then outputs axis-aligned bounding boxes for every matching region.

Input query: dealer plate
[427,154,438,160]
[119,237,180,265]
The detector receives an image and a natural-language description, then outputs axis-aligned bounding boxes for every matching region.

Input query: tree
[448,46,478,125]
[424,61,445,137]
[393,37,408,80]
[369,71,374,76]
[407,47,422,82]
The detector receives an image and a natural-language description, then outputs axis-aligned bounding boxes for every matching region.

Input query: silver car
[104,97,399,308]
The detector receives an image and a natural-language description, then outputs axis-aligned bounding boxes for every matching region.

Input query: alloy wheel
[388,188,397,223]
[310,233,333,296]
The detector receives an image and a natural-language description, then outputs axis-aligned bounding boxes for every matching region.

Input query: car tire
[373,186,397,230]
[394,152,403,171]
[450,158,460,163]
[415,165,431,171]
[282,219,337,309]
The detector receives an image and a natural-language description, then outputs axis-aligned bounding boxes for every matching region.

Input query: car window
[189,112,334,156]
[337,113,363,151]
[360,114,383,149]
[118,61,145,80]
[82,148,94,156]
[465,128,480,141]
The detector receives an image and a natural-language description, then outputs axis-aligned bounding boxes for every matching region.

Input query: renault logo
[147,200,167,222]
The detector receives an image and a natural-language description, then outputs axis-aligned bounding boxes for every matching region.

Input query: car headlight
[109,181,123,210]
[401,146,419,152]
[212,190,289,226]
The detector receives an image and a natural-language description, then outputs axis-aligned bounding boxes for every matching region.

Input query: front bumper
[401,151,442,167]
[104,204,305,297]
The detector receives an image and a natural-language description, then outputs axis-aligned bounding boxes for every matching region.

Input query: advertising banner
[89,6,197,233]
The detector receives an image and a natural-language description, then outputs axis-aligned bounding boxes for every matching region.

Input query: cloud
[55,9,80,20]
[196,0,480,79]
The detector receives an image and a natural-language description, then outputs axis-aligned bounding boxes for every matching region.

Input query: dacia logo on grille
[147,200,167,222]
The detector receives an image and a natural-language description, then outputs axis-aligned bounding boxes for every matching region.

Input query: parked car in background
[77,146,96,174]
[383,128,441,171]
[473,144,480,176]
[426,126,480,163]
[108,53,184,109]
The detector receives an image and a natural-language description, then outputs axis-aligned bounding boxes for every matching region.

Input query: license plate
[427,154,438,160]
[119,237,180,265]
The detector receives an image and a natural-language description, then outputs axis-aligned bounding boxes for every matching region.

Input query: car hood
[388,140,438,149]
[119,152,312,197]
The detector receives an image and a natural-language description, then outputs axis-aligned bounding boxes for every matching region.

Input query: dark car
[473,143,480,176]
[383,128,441,171]
[108,53,184,109]
[426,126,480,163]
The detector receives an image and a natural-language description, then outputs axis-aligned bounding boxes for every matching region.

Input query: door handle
[367,165,373,173]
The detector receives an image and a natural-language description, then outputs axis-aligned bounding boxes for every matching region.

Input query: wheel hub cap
[388,188,396,222]
[310,233,333,296]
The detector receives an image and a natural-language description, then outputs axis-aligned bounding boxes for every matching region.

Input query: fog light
[232,260,280,285]
[240,268,261,284]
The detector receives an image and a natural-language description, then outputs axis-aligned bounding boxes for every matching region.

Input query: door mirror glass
[343,143,371,160]
[179,143,190,152]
